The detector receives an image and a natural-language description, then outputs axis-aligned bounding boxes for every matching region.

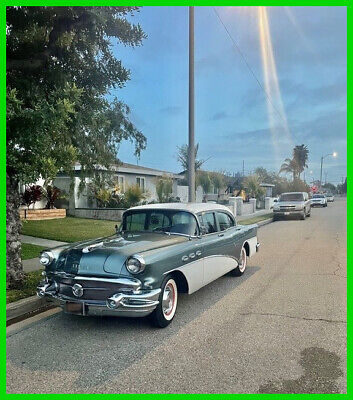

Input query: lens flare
[257,7,293,165]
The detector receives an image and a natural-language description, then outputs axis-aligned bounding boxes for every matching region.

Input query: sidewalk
[21,235,67,248]
[237,208,273,222]
[21,235,68,273]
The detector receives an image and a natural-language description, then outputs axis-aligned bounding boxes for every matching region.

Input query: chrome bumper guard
[37,276,161,317]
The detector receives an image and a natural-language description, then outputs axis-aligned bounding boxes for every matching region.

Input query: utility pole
[188,6,195,202]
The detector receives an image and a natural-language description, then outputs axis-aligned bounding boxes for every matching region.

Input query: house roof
[72,162,179,178]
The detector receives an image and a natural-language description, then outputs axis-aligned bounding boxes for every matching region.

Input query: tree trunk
[6,173,23,288]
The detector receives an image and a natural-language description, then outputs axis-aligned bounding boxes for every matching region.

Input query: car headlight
[39,251,54,266]
[126,255,146,274]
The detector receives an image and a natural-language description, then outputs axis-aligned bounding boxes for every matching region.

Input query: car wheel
[149,275,178,328]
[231,246,247,276]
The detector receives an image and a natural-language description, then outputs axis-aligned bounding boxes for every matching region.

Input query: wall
[19,177,47,209]
[176,185,203,202]
[70,208,125,221]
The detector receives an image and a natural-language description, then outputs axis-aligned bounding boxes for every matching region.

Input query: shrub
[22,185,43,209]
[43,185,61,209]
[156,176,173,202]
[244,175,265,200]
[124,184,145,207]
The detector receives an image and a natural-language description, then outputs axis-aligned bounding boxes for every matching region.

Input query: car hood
[48,232,188,276]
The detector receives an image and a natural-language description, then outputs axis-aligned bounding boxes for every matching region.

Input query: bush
[124,185,146,207]
[43,185,62,209]
[156,176,173,202]
[22,185,43,209]
[244,175,265,200]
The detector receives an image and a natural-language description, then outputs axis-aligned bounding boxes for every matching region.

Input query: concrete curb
[257,217,274,227]
[6,295,55,326]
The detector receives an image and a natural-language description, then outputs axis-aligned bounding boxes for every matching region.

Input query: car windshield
[121,209,199,236]
[313,194,325,198]
[279,193,304,202]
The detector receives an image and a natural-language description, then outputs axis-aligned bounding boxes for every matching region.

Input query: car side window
[201,212,218,234]
[217,212,235,231]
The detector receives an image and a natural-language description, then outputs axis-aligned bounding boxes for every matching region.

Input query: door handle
[218,233,224,237]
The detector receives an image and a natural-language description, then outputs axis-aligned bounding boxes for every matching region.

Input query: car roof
[127,202,232,214]
[280,192,305,195]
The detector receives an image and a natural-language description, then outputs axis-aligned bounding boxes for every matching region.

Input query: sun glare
[257,7,293,164]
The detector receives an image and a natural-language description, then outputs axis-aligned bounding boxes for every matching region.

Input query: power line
[212,7,296,138]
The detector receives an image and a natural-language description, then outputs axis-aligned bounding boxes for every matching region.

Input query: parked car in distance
[326,193,334,202]
[311,193,328,207]
[37,203,260,328]
[273,192,311,220]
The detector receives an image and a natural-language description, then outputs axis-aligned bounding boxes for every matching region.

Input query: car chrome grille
[53,277,137,301]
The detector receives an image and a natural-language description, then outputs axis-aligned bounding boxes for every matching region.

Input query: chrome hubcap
[239,248,246,272]
[162,283,174,316]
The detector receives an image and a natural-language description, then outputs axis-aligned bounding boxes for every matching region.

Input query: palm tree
[279,158,299,180]
[293,144,309,178]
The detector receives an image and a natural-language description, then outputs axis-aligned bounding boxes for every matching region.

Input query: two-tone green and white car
[37,203,260,327]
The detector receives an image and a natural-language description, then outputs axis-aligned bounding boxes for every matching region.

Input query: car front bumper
[37,275,161,318]
[273,210,304,217]
[311,202,326,206]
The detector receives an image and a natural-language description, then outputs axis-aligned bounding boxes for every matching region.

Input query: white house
[53,162,181,211]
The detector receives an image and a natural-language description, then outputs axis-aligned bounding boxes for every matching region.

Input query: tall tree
[279,158,299,180]
[176,143,205,172]
[293,144,309,178]
[6,7,146,287]
[279,145,309,180]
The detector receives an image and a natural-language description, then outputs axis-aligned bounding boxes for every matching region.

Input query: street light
[320,152,337,188]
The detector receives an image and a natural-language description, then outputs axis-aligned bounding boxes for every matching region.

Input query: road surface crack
[238,311,346,324]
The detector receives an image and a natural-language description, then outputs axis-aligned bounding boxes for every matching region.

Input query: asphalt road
[7,198,347,394]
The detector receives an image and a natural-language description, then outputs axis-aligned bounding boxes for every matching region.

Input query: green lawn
[21,217,118,243]
[21,243,46,260]
[240,213,273,225]
[7,270,43,303]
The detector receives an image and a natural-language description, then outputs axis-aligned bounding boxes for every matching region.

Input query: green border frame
[2,3,349,398]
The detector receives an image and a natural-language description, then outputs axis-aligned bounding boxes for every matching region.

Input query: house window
[117,176,125,192]
[136,177,145,192]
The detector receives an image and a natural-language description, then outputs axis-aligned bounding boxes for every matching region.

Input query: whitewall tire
[150,276,178,328]
[231,246,247,277]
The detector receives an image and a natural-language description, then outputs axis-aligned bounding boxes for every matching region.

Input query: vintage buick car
[37,203,260,327]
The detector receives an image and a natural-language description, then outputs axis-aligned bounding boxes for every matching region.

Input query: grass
[240,213,273,225]
[7,270,43,304]
[21,217,118,243]
[21,243,46,260]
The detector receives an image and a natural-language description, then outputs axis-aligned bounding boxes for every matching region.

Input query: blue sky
[112,6,346,185]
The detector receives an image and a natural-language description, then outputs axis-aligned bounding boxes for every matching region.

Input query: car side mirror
[115,224,122,234]
[273,199,278,203]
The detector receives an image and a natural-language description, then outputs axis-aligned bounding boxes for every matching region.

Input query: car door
[198,211,239,286]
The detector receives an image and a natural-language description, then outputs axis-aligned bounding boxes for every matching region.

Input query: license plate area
[284,212,290,215]
[64,302,85,315]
